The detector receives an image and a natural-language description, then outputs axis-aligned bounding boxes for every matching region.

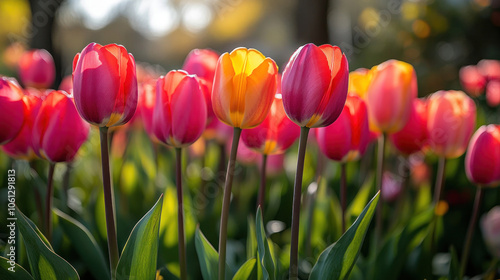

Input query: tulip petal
[212,53,236,126]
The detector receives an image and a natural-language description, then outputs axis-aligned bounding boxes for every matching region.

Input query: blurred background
[1,0,499,94]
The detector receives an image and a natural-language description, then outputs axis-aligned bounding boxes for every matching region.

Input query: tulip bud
[465,125,500,186]
[18,49,55,89]
[481,206,500,258]
[241,94,300,155]
[315,95,369,162]
[182,48,219,85]
[72,43,138,127]
[32,90,90,162]
[486,80,500,107]
[212,47,278,129]
[0,77,25,144]
[389,98,428,155]
[478,59,500,81]
[366,59,417,133]
[282,43,349,128]
[153,70,207,148]
[427,90,476,159]
[459,65,486,97]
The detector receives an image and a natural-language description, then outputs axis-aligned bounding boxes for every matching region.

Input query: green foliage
[0,256,34,280]
[195,227,234,280]
[232,258,256,280]
[256,207,277,280]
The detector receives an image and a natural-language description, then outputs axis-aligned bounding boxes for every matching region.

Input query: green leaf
[346,174,373,220]
[195,227,233,280]
[55,209,109,280]
[246,216,257,260]
[232,258,256,280]
[256,207,276,280]
[0,256,34,280]
[116,195,163,280]
[16,207,79,280]
[448,247,460,280]
[309,192,379,280]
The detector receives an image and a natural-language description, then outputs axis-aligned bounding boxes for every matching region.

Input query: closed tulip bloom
[2,94,42,160]
[282,43,349,128]
[478,59,500,81]
[465,125,500,186]
[389,98,428,155]
[459,65,486,97]
[212,47,278,129]
[0,77,25,144]
[139,80,157,138]
[348,68,372,98]
[182,48,219,84]
[18,49,55,89]
[33,90,90,162]
[153,70,207,147]
[241,94,300,155]
[366,60,417,133]
[73,43,138,127]
[486,80,500,107]
[427,90,476,159]
[315,95,369,162]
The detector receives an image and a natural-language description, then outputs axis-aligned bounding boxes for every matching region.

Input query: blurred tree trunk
[295,0,330,45]
[28,0,64,88]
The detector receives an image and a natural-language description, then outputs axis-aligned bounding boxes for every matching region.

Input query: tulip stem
[99,127,119,280]
[62,162,73,207]
[289,127,310,280]
[433,156,447,205]
[218,127,242,280]
[44,162,56,242]
[375,133,386,248]
[340,163,347,234]
[257,154,268,212]
[175,148,188,280]
[460,187,484,278]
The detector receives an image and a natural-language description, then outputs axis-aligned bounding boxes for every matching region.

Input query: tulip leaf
[246,216,257,260]
[256,207,277,280]
[54,209,109,280]
[0,256,34,280]
[232,258,256,280]
[195,227,234,280]
[309,192,379,280]
[116,195,163,280]
[16,207,80,280]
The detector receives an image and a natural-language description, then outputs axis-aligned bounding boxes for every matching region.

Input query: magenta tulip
[0,77,25,144]
[18,49,55,89]
[465,125,500,186]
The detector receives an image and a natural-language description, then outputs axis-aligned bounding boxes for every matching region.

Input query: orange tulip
[348,68,372,98]
[212,47,278,129]
[366,60,417,133]
[427,90,476,159]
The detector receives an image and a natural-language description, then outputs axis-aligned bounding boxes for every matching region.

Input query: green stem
[44,162,56,242]
[175,148,187,280]
[460,187,484,278]
[433,157,447,205]
[375,133,386,247]
[340,163,347,234]
[218,127,242,280]
[99,127,119,280]
[289,127,310,279]
[257,154,268,212]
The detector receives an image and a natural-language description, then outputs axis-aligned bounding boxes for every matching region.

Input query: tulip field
[1,40,500,280]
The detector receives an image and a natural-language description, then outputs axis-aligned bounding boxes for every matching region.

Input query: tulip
[465,125,500,186]
[2,94,43,160]
[478,59,500,81]
[18,49,55,89]
[139,80,158,139]
[0,77,25,144]
[33,90,89,163]
[182,48,219,84]
[72,42,138,127]
[486,80,500,107]
[481,206,500,259]
[348,68,372,98]
[427,90,476,159]
[59,75,73,94]
[459,65,486,97]
[212,47,278,129]
[153,70,207,147]
[389,98,428,155]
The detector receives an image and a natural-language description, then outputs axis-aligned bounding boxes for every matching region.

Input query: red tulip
[389,98,428,155]
[18,49,55,89]
[153,70,207,147]
[0,77,25,144]
[478,59,500,81]
[465,125,500,186]
[72,43,138,127]
[2,93,42,160]
[33,90,90,162]
[241,94,300,155]
[427,90,476,159]
[366,60,417,133]
[459,65,486,97]
[486,80,500,107]
[315,95,369,162]
[282,43,349,128]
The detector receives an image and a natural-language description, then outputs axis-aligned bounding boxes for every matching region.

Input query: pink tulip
[33,90,90,162]
[282,43,349,128]
[459,65,486,97]
[139,80,157,138]
[427,90,476,159]
[389,98,428,155]
[478,59,500,81]
[59,75,73,94]
[18,49,55,89]
[153,70,207,147]
[486,80,500,107]
[0,77,25,144]
[72,43,138,127]
[465,125,500,186]
[182,48,219,85]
